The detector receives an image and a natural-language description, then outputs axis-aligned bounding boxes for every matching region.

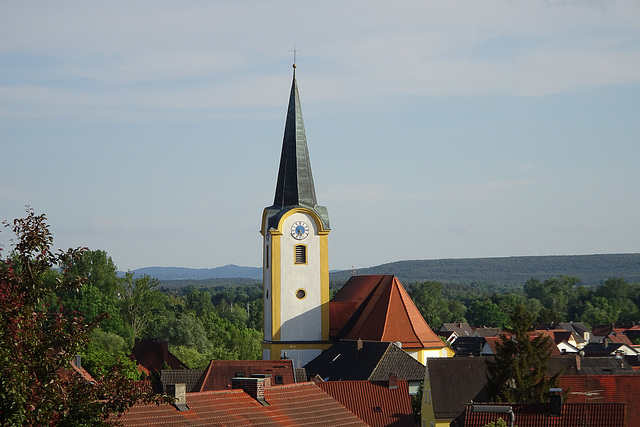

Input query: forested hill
[135,254,640,287]
[330,254,640,286]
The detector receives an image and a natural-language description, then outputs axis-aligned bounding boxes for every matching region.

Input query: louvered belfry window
[294,245,307,264]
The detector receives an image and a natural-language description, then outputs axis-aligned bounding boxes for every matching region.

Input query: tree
[524,276,580,324]
[409,281,454,329]
[467,298,510,329]
[119,272,165,339]
[58,249,131,340]
[486,304,560,404]
[0,209,165,425]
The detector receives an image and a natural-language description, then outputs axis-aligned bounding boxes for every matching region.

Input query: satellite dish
[394,341,402,348]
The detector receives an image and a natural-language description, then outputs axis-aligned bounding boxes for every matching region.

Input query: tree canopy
[0,209,165,425]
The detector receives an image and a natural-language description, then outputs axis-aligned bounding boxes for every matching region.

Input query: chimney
[549,388,563,417]
[388,373,398,389]
[73,355,82,369]
[167,383,189,412]
[575,354,582,372]
[232,376,270,405]
[356,338,363,358]
[250,373,272,388]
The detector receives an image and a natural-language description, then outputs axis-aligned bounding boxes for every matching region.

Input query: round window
[296,288,306,299]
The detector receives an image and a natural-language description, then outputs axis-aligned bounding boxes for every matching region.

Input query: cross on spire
[290,45,300,68]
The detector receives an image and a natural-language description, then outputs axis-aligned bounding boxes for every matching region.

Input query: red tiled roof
[533,329,574,345]
[194,359,296,392]
[330,275,444,349]
[115,382,366,426]
[464,402,625,427]
[483,336,502,354]
[316,380,414,427]
[561,375,640,427]
[607,331,634,346]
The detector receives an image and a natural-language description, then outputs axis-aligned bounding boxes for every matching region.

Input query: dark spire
[264,65,329,231]
[273,66,318,208]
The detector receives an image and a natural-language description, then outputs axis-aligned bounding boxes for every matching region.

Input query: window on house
[275,375,284,384]
[294,245,307,264]
[266,246,269,268]
[296,289,306,299]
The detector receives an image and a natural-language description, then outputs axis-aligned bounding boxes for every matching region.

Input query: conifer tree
[486,304,560,403]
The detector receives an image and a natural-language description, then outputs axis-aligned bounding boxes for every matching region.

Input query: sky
[1,1,639,272]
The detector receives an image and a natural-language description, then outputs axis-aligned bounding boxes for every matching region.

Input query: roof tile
[317,380,414,427]
[330,275,444,349]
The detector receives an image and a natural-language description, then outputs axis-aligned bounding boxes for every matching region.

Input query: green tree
[580,296,618,327]
[596,278,639,324]
[119,272,165,339]
[58,250,131,340]
[168,345,210,370]
[467,298,510,329]
[524,276,580,324]
[409,281,453,329]
[158,312,213,354]
[0,210,165,425]
[81,329,140,380]
[486,304,560,403]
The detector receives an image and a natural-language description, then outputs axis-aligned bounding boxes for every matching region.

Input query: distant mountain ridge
[330,254,640,286]
[132,254,640,286]
[133,264,263,281]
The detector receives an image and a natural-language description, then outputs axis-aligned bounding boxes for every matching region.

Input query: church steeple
[261,63,332,366]
[264,66,329,231]
[273,68,318,209]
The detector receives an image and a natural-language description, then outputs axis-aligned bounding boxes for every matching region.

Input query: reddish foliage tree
[0,209,166,426]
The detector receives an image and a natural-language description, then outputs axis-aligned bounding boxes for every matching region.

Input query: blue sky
[1,1,639,271]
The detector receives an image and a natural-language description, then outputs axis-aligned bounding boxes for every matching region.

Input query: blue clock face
[291,221,309,240]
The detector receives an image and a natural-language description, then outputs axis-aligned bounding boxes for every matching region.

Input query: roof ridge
[392,277,422,346]
[368,343,393,380]
[392,276,446,348]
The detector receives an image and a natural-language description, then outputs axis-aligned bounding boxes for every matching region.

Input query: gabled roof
[427,356,640,424]
[464,402,625,427]
[607,331,634,346]
[572,356,639,375]
[159,370,204,393]
[436,330,458,343]
[58,358,96,384]
[533,330,574,345]
[582,342,637,356]
[330,275,444,349]
[561,375,640,426]
[450,336,486,357]
[303,339,425,382]
[427,357,491,421]
[482,336,503,355]
[316,380,414,427]
[557,322,591,338]
[472,327,503,337]
[116,382,367,426]
[441,322,474,337]
[193,359,296,392]
[591,323,635,338]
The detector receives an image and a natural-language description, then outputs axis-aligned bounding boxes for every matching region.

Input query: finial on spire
[290,45,300,68]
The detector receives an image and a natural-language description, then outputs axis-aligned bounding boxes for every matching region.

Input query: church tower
[261,64,331,366]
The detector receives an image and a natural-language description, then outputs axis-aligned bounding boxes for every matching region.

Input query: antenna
[290,45,300,68]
